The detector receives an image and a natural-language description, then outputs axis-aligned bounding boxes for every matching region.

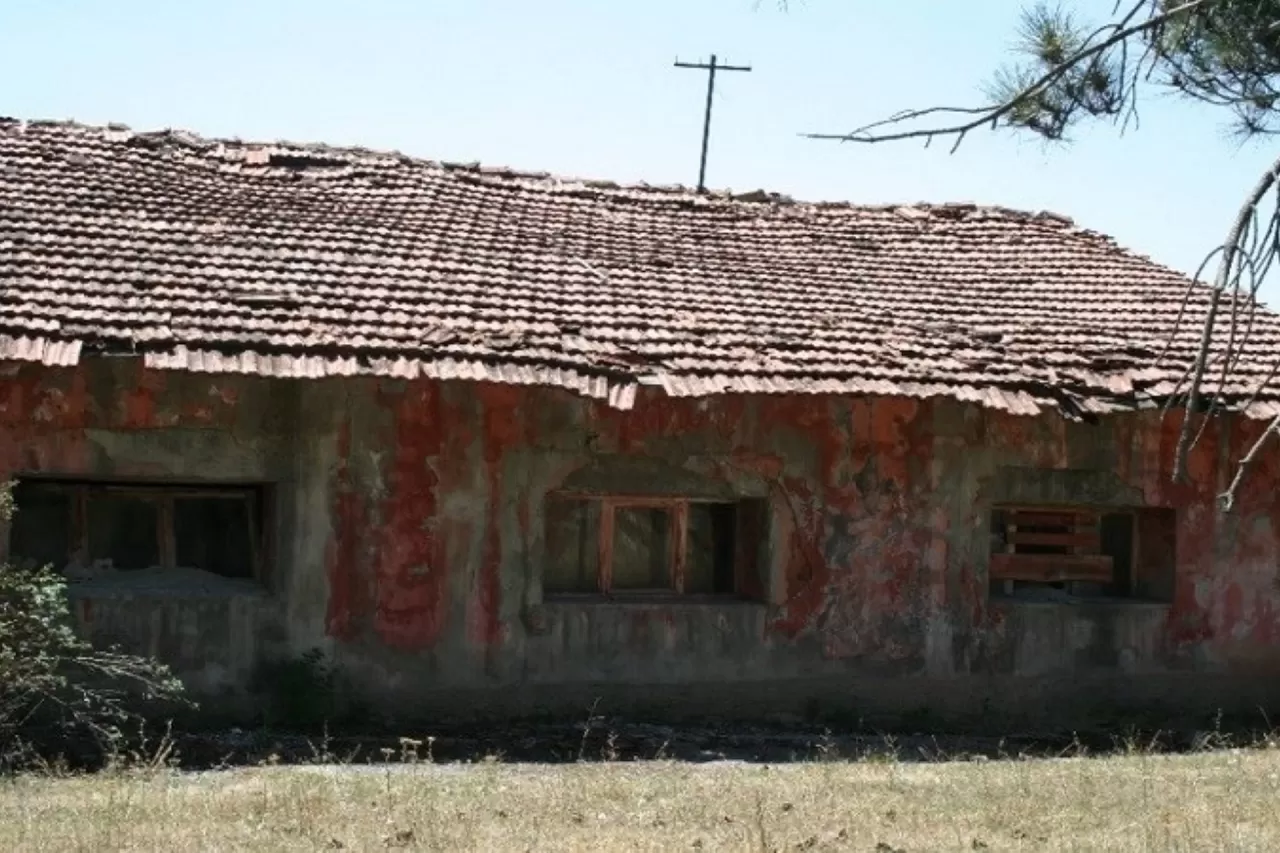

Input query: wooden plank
[1006,531,1102,549]
[990,553,1114,584]
[597,501,616,593]
[669,501,690,594]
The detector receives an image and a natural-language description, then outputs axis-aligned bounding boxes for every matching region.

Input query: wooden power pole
[674,54,752,193]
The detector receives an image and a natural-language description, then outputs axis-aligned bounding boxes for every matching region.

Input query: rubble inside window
[5,479,266,585]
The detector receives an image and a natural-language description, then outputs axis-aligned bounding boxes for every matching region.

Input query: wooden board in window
[990,507,1115,586]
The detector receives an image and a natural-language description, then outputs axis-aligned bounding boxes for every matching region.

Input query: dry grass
[3,746,1280,851]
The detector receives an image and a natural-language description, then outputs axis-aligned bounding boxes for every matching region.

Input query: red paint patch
[0,368,92,477]
[118,364,167,429]
[373,382,449,651]
[605,391,746,454]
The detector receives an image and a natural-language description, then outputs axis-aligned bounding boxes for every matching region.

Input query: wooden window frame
[548,493,754,599]
[8,479,266,581]
[596,497,691,595]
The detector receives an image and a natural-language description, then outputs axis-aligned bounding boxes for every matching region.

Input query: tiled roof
[2,118,1279,417]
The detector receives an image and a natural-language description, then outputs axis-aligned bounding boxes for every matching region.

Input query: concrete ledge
[65,568,269,599]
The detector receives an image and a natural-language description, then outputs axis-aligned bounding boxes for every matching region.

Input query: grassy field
[2,746,1279,851]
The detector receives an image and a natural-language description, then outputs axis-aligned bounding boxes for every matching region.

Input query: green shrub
[252,648,340,730]
[0,483,187,766]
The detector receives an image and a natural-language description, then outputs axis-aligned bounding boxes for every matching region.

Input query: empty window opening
[7,484,72,570]
[688,502,738,595]
[6,479,267,581]
[544,495,762,598]
[990,506,1175,601]
[88,490,161,571]
[174,496,257,580]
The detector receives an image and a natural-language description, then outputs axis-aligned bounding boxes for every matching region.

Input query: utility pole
[674,54,751,193]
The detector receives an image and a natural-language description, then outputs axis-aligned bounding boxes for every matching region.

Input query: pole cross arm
[673,54,752,192]
[675,60,753,72]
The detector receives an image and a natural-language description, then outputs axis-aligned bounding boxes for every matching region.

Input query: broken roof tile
[3,119,1280,415]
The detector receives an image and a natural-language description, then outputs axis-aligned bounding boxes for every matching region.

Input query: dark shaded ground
[9,705,1275,772]
[165,715,1269,769]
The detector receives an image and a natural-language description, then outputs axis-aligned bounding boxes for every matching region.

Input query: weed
[252,648,339,731]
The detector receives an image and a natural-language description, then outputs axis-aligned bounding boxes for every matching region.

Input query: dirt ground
[3,742,1280,851]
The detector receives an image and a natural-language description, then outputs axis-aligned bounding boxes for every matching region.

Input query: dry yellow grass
[2,747,1279,851]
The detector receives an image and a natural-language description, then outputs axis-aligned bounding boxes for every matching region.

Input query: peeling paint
[371,381,448,651]
[1,361,1279,719]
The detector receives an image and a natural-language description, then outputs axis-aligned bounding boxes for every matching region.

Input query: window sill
[64,568,268,600]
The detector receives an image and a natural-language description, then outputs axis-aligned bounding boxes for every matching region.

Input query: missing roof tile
[267,152,350,171]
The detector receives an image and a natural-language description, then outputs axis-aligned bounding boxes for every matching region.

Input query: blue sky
[3,0,1277,303]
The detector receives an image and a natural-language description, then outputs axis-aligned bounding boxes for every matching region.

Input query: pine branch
[803,0,1217,151]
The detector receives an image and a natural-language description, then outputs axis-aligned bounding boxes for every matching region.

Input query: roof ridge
[5,116,1090,227]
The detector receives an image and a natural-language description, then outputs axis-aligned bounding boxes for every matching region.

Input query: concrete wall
[0,358,292,699]
[3,358,1279,725]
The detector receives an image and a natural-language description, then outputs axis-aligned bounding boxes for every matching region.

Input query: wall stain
[2,362,1279,706]
[371,381,448,650]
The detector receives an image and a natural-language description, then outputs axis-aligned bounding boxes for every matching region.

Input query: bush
[252,648,341,730]
[0,483,187,766]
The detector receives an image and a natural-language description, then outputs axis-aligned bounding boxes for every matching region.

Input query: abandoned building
[1,118,1279,725]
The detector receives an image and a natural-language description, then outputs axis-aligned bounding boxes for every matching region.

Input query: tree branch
[1172,149,1280,481]
[803,0,1215,150]
[1221,410,1280,511]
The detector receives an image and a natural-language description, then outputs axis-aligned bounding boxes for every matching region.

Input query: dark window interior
[7,481,73,570]
[688,502,738,595]
[87,491,161,570]
[1099,512,1135,595]
[174,496,255,579]
[6,479,265,580]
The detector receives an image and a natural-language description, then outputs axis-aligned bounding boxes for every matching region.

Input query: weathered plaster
[0,358,292,697]
[2,358,1279,724]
